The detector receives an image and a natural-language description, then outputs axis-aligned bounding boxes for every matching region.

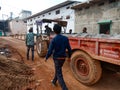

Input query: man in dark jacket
[26,27,35,61]
[45,24,71,90]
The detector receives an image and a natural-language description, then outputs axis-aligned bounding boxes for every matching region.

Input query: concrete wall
[75,1,120,34]
[9,20,27,34]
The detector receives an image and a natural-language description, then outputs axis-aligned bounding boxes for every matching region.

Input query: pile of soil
[0,55,35,90]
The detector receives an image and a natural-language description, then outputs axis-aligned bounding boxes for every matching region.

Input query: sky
[0,0,87,20]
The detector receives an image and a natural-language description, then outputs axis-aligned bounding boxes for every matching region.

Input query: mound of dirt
[0,55,35,90]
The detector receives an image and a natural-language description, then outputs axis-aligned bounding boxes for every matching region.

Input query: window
[66,6,70,9]
[98,20,112,34]
[99,24,110,34]
[56,10,60,15]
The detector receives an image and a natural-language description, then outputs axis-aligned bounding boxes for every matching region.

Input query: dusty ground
[1,37,120,90]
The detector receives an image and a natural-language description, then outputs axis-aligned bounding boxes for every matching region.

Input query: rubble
[0,43,35,90]
[0,44,23,62]
[110,34,120,39]
[71,33,120,39]
[0,55,35,90]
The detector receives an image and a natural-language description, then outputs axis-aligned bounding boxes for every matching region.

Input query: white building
[19,10,32,19]
[9,19,27,35]
[26,0,80,33]
[8,10,31,35]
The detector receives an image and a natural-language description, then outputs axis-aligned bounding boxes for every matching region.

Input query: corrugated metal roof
[26,0,80,20]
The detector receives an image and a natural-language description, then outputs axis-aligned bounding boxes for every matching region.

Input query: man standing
[82,27,87,33]
[45,24,71,90]
[45,25,52,36]
[69,29,72,34]
[26,27,35,61]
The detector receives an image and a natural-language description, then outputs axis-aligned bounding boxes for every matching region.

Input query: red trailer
[68,36,120,85]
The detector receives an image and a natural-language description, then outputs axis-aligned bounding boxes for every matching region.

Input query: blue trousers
[53,58,68,90]
[27,45,34,60]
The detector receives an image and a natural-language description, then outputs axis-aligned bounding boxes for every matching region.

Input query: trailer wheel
[36,37,48,57]
[70,51,102,85]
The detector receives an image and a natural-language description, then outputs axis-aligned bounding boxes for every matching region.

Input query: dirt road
[1,37,120,90]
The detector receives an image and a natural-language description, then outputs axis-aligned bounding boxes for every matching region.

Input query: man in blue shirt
[45,24,71,90]
[26,27,35,61]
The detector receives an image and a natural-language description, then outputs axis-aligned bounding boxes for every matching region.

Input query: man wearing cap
[45,24,71,90]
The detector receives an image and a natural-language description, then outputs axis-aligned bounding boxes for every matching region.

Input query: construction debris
[70,33,120,39]
[0,44,24,62]
[0,52,35,90]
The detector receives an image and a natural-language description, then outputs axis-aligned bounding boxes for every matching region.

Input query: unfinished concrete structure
[72,0,120,34]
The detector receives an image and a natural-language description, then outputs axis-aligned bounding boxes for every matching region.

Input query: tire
[36,37,48,57]
[70,51,102,85]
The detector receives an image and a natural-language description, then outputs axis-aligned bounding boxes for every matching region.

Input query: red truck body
[68,36,120,65]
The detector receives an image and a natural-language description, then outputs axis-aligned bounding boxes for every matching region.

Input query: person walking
[45,24,72,90]
[25,27,35,61]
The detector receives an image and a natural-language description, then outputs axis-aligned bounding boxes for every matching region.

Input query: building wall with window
[26,1,80,33]
[72,0,120,34]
